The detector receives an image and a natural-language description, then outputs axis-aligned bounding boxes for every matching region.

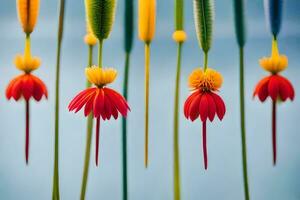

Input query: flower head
[14,54,41,73]
[138,0,156,42]
[254,74,294,102]
[188,68,223,92]
[172,30,187,43]
[84,23,97,46]
[85,67,117,87]
[6,73,48,101]
[260,39,288,74]
[17,0,40,34]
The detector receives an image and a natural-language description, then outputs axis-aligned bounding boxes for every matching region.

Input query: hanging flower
[184,68,226,169]
[253,38,294,165]
[68,67,130,166]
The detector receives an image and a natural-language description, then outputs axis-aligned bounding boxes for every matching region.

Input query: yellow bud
[17,0,40,34]
[84,33,98,46]
[172,30,187,43]
[138,0,156,43]
[14,54,41,73]
[85,66,117,86]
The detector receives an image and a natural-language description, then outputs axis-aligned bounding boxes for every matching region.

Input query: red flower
[253,74,294,102]
[6,73,48,164]
[68,67,130,166]
[6,74,48,101]
[184,68,226,169]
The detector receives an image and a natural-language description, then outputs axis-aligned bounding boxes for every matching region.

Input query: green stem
[25,34,31,57]
[144,42,150,168]
[173,43,182,200]
[204,51,208,71]
[80,45,94,200]
[98,40,103,68]
[53,0,65,199]
[239,47,250,200]
[122,52,130,200]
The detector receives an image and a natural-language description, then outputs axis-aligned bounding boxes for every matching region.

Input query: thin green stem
[204,52,208,71]
[98,40,103,68]
[175,0,184,30]
[80,45,94,200]
[173,43,182,200]
[239,47,250,200]
[144,42,150,168]
[53,0,65,199]
[122,53,130,200]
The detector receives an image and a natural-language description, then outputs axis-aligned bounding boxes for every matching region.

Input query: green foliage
[124,0,134,53]
[85,0,116,41]
[233,0,246,47]
[193,0,214,53]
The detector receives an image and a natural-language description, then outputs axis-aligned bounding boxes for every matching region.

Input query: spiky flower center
[188,68,223,91]
[14,54,41,73]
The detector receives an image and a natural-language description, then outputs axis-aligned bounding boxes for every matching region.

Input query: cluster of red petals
[184,90,226,122]
[68,87,130,120]
[6,73,48,101]
[253,74,295,102]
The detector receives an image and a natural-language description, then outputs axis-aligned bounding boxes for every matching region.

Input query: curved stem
[272,100,277,166]
[239,47,250,200]
[53,0,65,199]
[80,45,94,200]
[122,52,130,200]
[98,40,103,68]
[202,121,207,170]
[173,43,182,200]
[25,100,30,165]
[144,42,150,168]
[204,52,208,71]
[95,117,101,166]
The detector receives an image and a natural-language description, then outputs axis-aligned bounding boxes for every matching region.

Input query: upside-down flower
[253,38,294,165]
[184,68,226,169]
[69,67,130,165]
[6,0,47,165]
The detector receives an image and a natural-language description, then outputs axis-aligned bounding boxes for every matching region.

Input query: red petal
[22,76,34,101]
[93,89,104,118]
[253,76,270,102]
[207,93,216,122]
[102,94,112,120]
[68,88,94,111]
[104,88,129,117]
[211,93,226,121]
[11,78,23,101]
[199,94,209,122]
[184,91,199,119]
[188,92,201,121]
[268,76,280,101]
[84,93,95,116]
[280,76,295,100]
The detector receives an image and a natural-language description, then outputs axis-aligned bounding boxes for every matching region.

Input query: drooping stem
[144,42,151,168]
[204,51,208,71]
[98,40,103,68]
[80,45,94,200]
[239,47,250,200]
[53,0,65,199]
[202,120,207,170]
[122,52,130,200]
[173,43,182,200]
[25,100,30,165]
[95,117,101,166]
[272,100,277,166]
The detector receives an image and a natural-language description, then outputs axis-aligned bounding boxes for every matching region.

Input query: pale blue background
[0,0,299,200]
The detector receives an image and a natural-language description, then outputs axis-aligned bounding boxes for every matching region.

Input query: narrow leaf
[233,0,246,47]
[264,0,283,37]
[124,0,134,53]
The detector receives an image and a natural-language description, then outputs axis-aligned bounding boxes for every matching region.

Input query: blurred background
[0,0,299,200]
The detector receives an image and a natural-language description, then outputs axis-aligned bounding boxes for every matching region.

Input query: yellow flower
[172,30,187,43]
[14,54,41,73]
[17,0,40,34]
[84,22,98,46]
[85,66,117,86]
[259,39,288,74]
[188,68,223,91]
[138,0,156,42]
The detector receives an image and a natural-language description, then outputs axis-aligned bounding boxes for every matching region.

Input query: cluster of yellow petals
[84,22,97,46]
[14,54,41,73]
[17,0,40,34]
[138,0,156,42]
[259,39,288,74]
[188,68,223,91]
[172,30,187,43]
[85,66,117,87]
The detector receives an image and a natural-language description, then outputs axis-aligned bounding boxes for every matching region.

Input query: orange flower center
[188,68,223,91]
